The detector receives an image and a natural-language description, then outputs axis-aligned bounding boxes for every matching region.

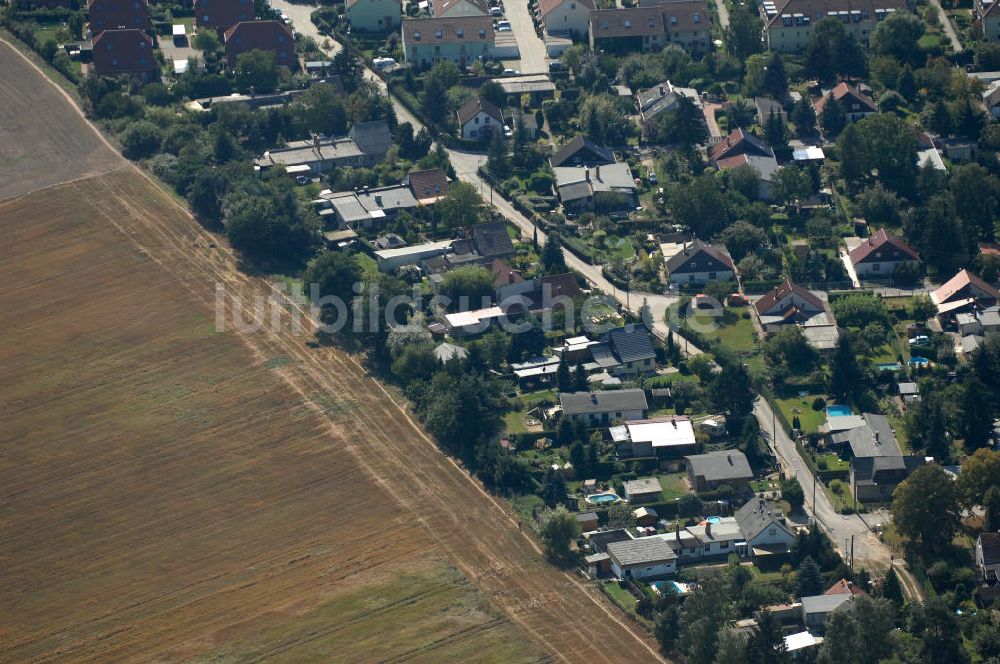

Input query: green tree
[961,376,993,450]
[440,266,495,310]
[714,628,749,664]
[487,128,510,177]
[479,79,506,108]
[573,363,589,392]
[540,467,568,507]
[541,232,567,274]
[679,573,733,664]
[820,94,847,137]
[654,604,681,653]
[764,108,788,147]
[950,163,1000,241]
[908,193,968,275]
[881,567,903,603]
[955,448,1000,507]
[829,335,862,402]
[556,356,572,393]
[747,609,788,664]
[538,505,580,563]
[303,251,362,314]
[985,486,1000,531]
[791,96,817,136]
[772,166,813,205]
[234,50,279,93]
[391,344,438,384]
[607,502,636,529]
[436,181,482,230]
[223,193,319,263]
[726,4,763,60]
[837,122,865,189]
[910,596,967,664]
[762,52,788,99]
[193,28,221,52]
[294,82,348,136]
[893,464,961,553]
[711,358,755,419]
[897,64,917,99]
[715,220,768,261]
[870,11,927,65]
[120,121,163,160]
[781,477,805,512]
[188,169,232,223]
[331,49,363,92]
[805,17,866,82]
[794,556,823,597]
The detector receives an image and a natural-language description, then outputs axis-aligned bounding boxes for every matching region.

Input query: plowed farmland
[0,38,665,662]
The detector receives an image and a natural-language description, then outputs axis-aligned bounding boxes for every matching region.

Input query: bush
[817,457,828,471]
[120,121,164,160]
[811,397,826,411]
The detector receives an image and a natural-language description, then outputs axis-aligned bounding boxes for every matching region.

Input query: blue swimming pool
[706,516,722,524]
[826,405,853,417]
[909,356,930,366]
[586,492,620,505]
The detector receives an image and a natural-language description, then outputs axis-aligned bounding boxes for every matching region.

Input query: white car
[490,6,503,16]
[496,20,512,31]
[372,57,396,71]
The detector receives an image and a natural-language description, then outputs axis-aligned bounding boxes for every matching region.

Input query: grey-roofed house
[800,593,853,629]
[735,498,796,555]
[255,120,391,175]
[323,184,418,229]
[685,450,753,493]
[560,389,648,425]
[636,80,702,124]
[434,342,469,363]
[471,221,515,260]
[665,238,735,285]
[685,516,745,556]
[850,455,926,504]
[755,96,786,127]
[976,532,1000,583]
[897,382,920,405]
[552,163,637,213]
[828,413,900,459]
[606,537,678,579]
[622,477,663,503]
[602,323,656,375]
[549,136,616,168]
[457,97,505,141]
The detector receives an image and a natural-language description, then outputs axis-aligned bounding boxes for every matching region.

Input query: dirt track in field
[0,39,666,662]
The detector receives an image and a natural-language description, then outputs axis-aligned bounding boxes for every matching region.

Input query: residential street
[504,0,549,73]
[930,0,964,53]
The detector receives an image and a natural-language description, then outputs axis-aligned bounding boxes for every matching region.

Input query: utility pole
[850,535,855,570]
[813,473,817,514]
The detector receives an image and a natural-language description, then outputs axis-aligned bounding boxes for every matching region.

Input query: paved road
[930,0,964,53]
[504,0,548,73]
[713,0,730,30]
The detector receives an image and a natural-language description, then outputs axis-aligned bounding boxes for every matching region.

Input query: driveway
[929,0,964,53]
[713,0,730,30]
[270,0,342,53]
[502,0,548,73]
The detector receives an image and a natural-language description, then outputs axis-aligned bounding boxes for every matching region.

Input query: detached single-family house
[610,416,698,460]
[800,593,854,629]
[194,0,253,33]
[665,238,735,285]
[606,537,678,579]
[685,450,753,493]
[735,498,797,555]
[976,532,1000,583]
[256,120,392,176]
[549,136,615,168]
[623,477,664,503]
[754,280,839,351]
[457,97,505,140]
[432,0,489,17]
[92,29,157,80]
[828,413,901,460]
[760,0,906,52]
[471,221,515,260]
[224,20,295,68]
[710,127,774,163]
[560,389,649,424]
[602,323,656,375]
[814,82,877,123]
[976,0,1000,42]
[406,168,450,204]
[847,228,920,278]
[685,517,745,556]
[897,382,921,405]
[434,342,469,363]
[87,0,150,36]
[931,269,1000,311]
[850,455,926,503]
[552,163,637,212]
[636,80,703,124]
[826,578,867,596]
[536,0,595,38]
[346,0,401,32]
[402,16,494,69]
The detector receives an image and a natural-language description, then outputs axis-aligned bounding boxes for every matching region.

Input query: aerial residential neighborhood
[7,0,1000,658]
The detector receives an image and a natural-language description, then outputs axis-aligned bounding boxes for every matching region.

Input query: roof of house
[457,96,504,126]
[715,153,781,183]
[897,382,919,395]
[194,0,253,30]
[851,455,926,485]
[686,517,743,544]
[434,342,469,362]
[87,0,151,32]
[471,221,515,258]
[735,498,791,542]
[754,280,826,316]
[657,0,710,29]
[576,511,599,522]
[849,228,919,264]
[537,0,595,17]
[560,389,649,415]
[606,536,678,566]
[407,168,450,202]
[710,127,773,162]
[623,477,663,495]
[549,136,615,168]
[762,0,906,29]
[621,416,696,449]
[980,532,1000,565]
[590,6,667,38]
[665,238,735,275]
[603,323,656,364]
[432,0,489,16]
[784,631,824,652]
[636,81,702,120]
[755,96,786,123]
[931,269,1000,305]
[402,15,494,44]
[685,450,753,482]
[349,120,392,156]
[800,593,853,615]
[814,81,877,114]
[825,579,867,596]
[830,413,901,458]
[224,18,293,44]
[553,163,637,197]
[492,259,524,285]
[91,29,156,73]
[375,233,406,249]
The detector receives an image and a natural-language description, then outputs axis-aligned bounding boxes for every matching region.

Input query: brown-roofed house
[710,127,774,163]
[195,0,255,33]
[760,0,908,52]
[754,279,840,350]
[549,136,616,168]
[814,82,877,122]
[491,259,525,286]
[401,16,495,69]
[536,0,596,37]
[432,0,489,16]
[931,269,1000,308]
[87,0,151,36]
[224,20,295,68]
[665,238,735,285]
[847,228,920,278]
[456,97,505,140]
[589,2,710,53]
[92,29,157,80]
[407,168,450,203]
[825,578,867,596]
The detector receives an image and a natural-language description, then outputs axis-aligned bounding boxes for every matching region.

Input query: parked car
[496,20,512,31]
[548,60,565,72]
[502,68,519,76]
[490,6,503,16]
[372,57,396,71]
[909,335,931,346]
[295,175,309,185]
[647,172,658,185]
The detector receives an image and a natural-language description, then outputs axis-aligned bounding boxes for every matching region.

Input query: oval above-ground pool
[585,492,621,505]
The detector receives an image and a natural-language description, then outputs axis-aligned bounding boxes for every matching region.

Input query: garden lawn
[503,410,527,434]
[520,388,557,407]
[812,452,849,473]
[605,236,635,262]
[776,395,827,434]
[695,308,757,354]
[658,472,691,501]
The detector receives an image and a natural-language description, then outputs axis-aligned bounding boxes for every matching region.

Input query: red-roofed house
[589,2,710,54]
[195,0,255,33]
[92,29,157,80]
[825,578,867,596]
[931,269,1000,308]
[709,127,774,163]
[847,229,920,278]
[224,20,295,68]
[754,279,839,349]
[87,0,151,36]
[537,0,596,37]
[814,82,877,122]
[406,168,450,204]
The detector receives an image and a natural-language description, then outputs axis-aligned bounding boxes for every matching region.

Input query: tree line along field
[0,39,662,663]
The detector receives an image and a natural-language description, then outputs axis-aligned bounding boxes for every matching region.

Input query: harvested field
[0,40,120,201]
[0,38,666,663]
